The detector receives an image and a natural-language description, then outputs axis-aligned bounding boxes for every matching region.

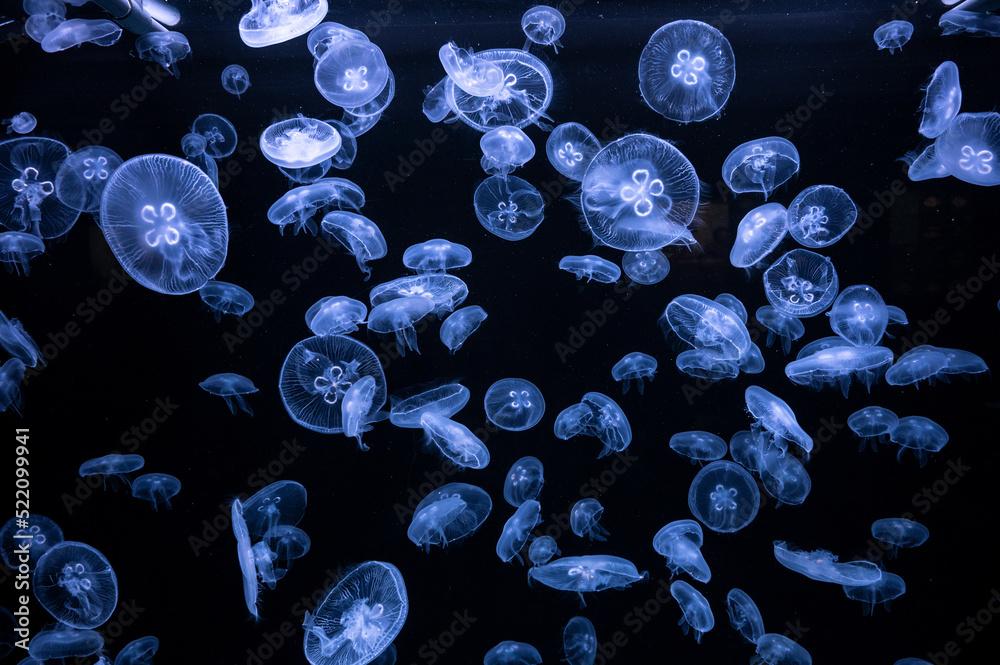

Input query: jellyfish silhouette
[41,18,121,53]
[4,112,37,135]
[305,296,368,336]
[480,125,536,175]
[763,249,838,317]
[131,473,181,510]
[321,211,387,278]
[28,628,104,661]
[474,175,545,241]
[934,112,1000,186]
[559,255,621,284]
[787,185,857,248]
[919,61,962,139]
[54,146,122,214]
[407,482,492,550]
[261,117,342,169]
[503,456,544,506]
[440,305,488,353]
[389,383,470,428]
[484,378,545,431]
[314,37,390,108]
[670,581,714,642]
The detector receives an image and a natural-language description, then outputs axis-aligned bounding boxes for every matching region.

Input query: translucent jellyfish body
[0,311,43,367]
[786,344,893,395]
[244,480,308,538]
[445,49,553,132]
[403,238,472,273]
[368,273,466,314]
[755,306,805,354]
[314,38,390,108]
[389,383,470,428]
[504,456,544,507]
[563,616,596,665]
[131,473,181,510]
[621,249,670,285]
[905,143,950,182]
[407,482,492,550]
[670,431,726,462]
[638,20,736,123]
[199,280,254,320]
[890,416,949,464]
[54,145,122,214]
[934,112,1000,186]
[99,154,228,295]
[25,11,65,45]
[484,378,545,431]
[773,541,882,586]
[670,580,714,642]
[474,175,544,240]
[240,0,328,48]
[0,137,78,238]
[843,572,906,614]
[115,636,159,665]
[871,518,929,554]
[496,500,542,563]
[826,285,888,347]
[0,514,63,569]
[192,113,238,160]
[342,376,378,449]
[848,406,899,441]
[303,561,407,665]
[480,126,535,175]
[611,351,656,394]
[787,185,857,248]
[521,5,565,51]
[0,358,24,413]
[745,385,812,454]
[919,61,961,139]
[730,202,787,268]
[722,137,800,198]
[321,211,387,278]
[79,453,143,485]
[553,392,632,457]
[939,7,1000,37]
[4,111,37,135]
[200,373,259,415]
[34,541,118,629]
[305,296,367,336]
[759,446,812,505]
[221,64,251,96]
[546,122,601,181]
[420,412,491,469]
[279,335,386,434]
[529,535,560,566]
[261,117,342,170]
[729,430,764,473]
[755,634,813,665]
[307,21,369,60]
[652,519,710,582]
[570,498,609,541]
[528,555,646,602]
[41,18,121,53]
[440,305,488,353]
[689,460,760,533]
[886,344,987,386]
[28,628,104,661]
[268,177,365,236]
[764,249,838,317]
[437,42,504,97]
[559,255,621,284]
[663,294,752,361]
[581,133,699,251]
[873,20,914,53]
[135,31,191,77]
[0,230,44,274]
[368,297,434,355]
[727,588,765,644]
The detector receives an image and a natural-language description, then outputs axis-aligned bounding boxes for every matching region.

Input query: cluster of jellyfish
[0,309,45,414]
[78,452,181,510]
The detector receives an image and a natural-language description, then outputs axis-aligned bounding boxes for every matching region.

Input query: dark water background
[4,0,1000,663]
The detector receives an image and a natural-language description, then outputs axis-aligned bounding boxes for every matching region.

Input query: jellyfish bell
[192,113,238,159]
[559,255,621,284]
[480,125,536,175]
[722,137,800,199]
[307,21,369,60]
[267,177,365,236]
[919,61,962,139]
[135,31,191,77]
[622,249,670,285]
[305,296,367,336]
[873,20,914,53]
[239,0,328,48]
[474,175,545,241]
[4,112,37,135]
[221,64,252,96]
[320,210,387,278]
[438,42,505,97]
[0,136,79,239]
[546,122,601,181]
[445,49,553,133]
[763,249,839,317]
[933,112,1000,187]
[41,18,121,53]
[54,146,123,214]
[521,5,566,51]
[261,117,342,169]
[314,37,390,108]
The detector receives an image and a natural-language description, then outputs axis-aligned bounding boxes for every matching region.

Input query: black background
[4,0,1000,664]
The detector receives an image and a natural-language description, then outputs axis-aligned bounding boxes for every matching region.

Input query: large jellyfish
[440,305,488,353]
[199,373,259,415]
[321,211,387,278]
[221,64,252,97]
[306,296,368,336]
[689,460,760,533]
[135,31,191,77]
[474,175,545,241]
[34,541,118,629]
[54,146,122,214]
[496,500,542,563]
[581,133,699,251]
[730,202,787,268]
[368,297,434,355]
[670,580,714,642]
[484,377,545,431]
[546,122,601,181]
[503,456,544,506]
[933,112,1000,186]
[445,49,553,132]
[314,37,390,108]
[873,20,914,52]
[786,185,858,248]
[407,482,492,550]
[763,249,838,317]
[261,117,342,169]
[267,178,365,236]
[621,249,670,285]
[40,18,121,53]
[437,42,504,97]
[521,5,565,51]
[919,61,962,138]
[419,412,491,469]
[773,541,882,586]
[638,20,736,123]
[528,555,647,604]
[722,137,800,198]
[611,351,657,394]
[563,616,596,665]
[403,238,472,273]
[480,125,536,175]
[726,588,765,644]
[745,385,812,454]
[0,137,78,238]
[240,0,328,48]
[389,383,470,428]
[559,255,621,284]
[0,311,43,367]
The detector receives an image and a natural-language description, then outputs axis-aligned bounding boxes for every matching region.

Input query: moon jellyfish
[871,518,929,555]
[200,373,259,415]
[890,415,948,465]
[873,20,914,53]
[939,7,1000,37]
[611,351,657,394]
[307,22,368,59]
[919,61,961,138]
[240,0,327,48]
[342,375,378,450]
[554,392,632,457]
[0,311,43,367]
[730,202,787,268]
[773,541,882,586]
[638,20,736,123]
[314,38,389,108]
[25,11,65,45]
[570,498,609,541]
[135,31,191,77]
[559,255,621,284]
[689,460,760,533]
[321,211,387,278]
[221,64,251,97]
[755,634,813,665]
[268,178,365,236]
[528,555,646,604]
[100,154,228,295]
[131,473,181,510]
[79,453,144,486]
[755,306,805,354]
[886,344,987,386]
[729,430,764,473]
[727,588,765,644]
[322,119,358,171]
[407,482,492,550]
[904,143,950,182]
[496,500,542,563]
[546,122,601,181]
[652,519,710,582]
[420,412,490,469]
[503,456,545,508]
[759,446,811,505]
[521,5,565,51]
[306,296,367,336]
[529,536,559,566]
[786,345,893,395]
[54,146,122,214]
[484,378,545,431]
[34,541,118,629]
[787,185,857,248]
[422,76,455,123]
[827,284,888,346]
[484,641,542,665]
[563,616,596,665]
[368,297,434,355]
[0,137,78,238]
[723,137,800,198]
[192,114,238,160]
[764,249,838,317]
[843,572,906,614]
[261,117,342,169]
[662,294,752,361]
[4,112,37,135]
[670,431,726,462]
[480,126,535,175]
[0,514,63,569]
[371,273,468,315]
[474,175,544,241]
[745,385,812,454]
[581,133,699,250]
[621,249,670,285]
[231,500,260,618]
[848,406,899,442]
[28,628,103,661]
[199,280,254,320]
[934,112,1000,186]
[670,581,714,642]
[403,238,472,273]
[40,18,121,53]
[244,480,308,538]
[279,335,386,434]
[0,358,24,413]
[438,42,504,97]
[114,636,159,665]
[445,49,553,132]
[440,305,487,353]
[303,561,407,665]
[0,231,44,274]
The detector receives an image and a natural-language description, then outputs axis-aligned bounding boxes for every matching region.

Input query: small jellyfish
[730,202,788,268]
[4,112,37,135]
[131,473,181,510]
[440,306,488,353]
[244,480,308,538]
[79,453,144,487]
[874,20,914,53]
[480,125,536,175]
[563,616,596,665]
[670,580,714,642]
[192,113,238,160]
[403,238,472,273]
[773,541,882,586]
[554,392,632,458]
[54,146,122,214]
[763,249,839,318]
[755,634,813,665]
[638,20,736,123]
[221,64,251,97]
[0,514,63,569]
[559,255,622,284]
[611,351,657,394]
[114,636,159,665]
[321,119,358,171]
[422,76,455,123]
[889,415,948,465]
[504,456,544,507]
[0,311,43,367]
[389,383,470,428]
[135,31,191,77]
[521,5,565,51]
[528,536,560,566]
[41,18,121,53]
[342,375,378,450]
[670,431,727,462]
[320,211,387,278]
[621,249,670,285]
[759,447,812,505]
[484,641,542,665]
[745,385,812,454]
[722,137,800,199]
[199,280,254,320]
[662,294,752,361]
[785,344,894,396]
[933,112,1000,187]
[919,61,962,139]
[688,460,760,533]
[843,572,906,614]
[314,37,390,108]
[904,143,950,182]
[496,500,542,563]
[787,185,858,248]
[527,555,647,604]
[726,588,765,645]
[305,296,367,336]
[199,373,259,415]
[446,48,553,132]
[474,175,545,241]
[886,344,987,386]
[570,498,610,541]
[871,517,929,555]
[180,132,207,159]
[828,284,888,347]
[368,296,435,355]
[438,42,504,97]
[239,0,328,48]
[715,293,747,322]
[652,519,710,583]
[407,482,492,550]
[370,273,469,315]
[546,122,601,181]
[261,117,342,169]
[0,357,26,414]
[484,378,545,431]
[28,628,104,661]
[33,541,118,629]
[848,406,899,442]
[0,137,79,239]
[729,430,765,473]
[267,177,365,236]
[420,412,491,469]
[755,306,805,355]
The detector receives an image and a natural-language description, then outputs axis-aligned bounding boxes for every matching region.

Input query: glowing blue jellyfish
[199,280,254,320]
[904,143,950,182]
[786,344,893,395]
[244,480,308,538]
[939,7,1000,37]
[754,306,805,355]
[25,7,65,45]
[546,123,601,181]
[621,249,670,285]
[759,446,811,505]
[34,541,118,629]
[611,352,657,394]
[496,500,542,563]
[199,373,258,415]
[131,473,180,510]
[652,520,710,582]
[528,555,646,604]
[843,572,906,614]
[0,311,42,367]
[440,306,488,353]
[423,76,455,123]
[933,112,1000,186]
[919,61,961,138]
[407,482,492,550]
[886,344,987,386]
[445,49,553,132]
[314,38,389,108]
[403,238,472,273]
[321,211,387,278]
[420,412,491,469]
[670,580,714,642]
[279,335,386,434]
[787,185,857,248]
[670,431,726,462]
[690,460,760,532]
[871,518,929,554]
[221,64,251,97]
[4,112,37,135]
[0,358,25,414]
[41,18,121,53]
[730,203,787,268]
[261,117,341,169]
[306,296,367,336]
[99,154,228,295]
[890,415,948,464]
[79,453,144,486]
[54,146,122,214]
[563,616,596,665]
[114,636,159,665]
[28,628,104,661]
[582,133,699,250]
[135,31,191,77]
[727,588,765,645]
[307,22,368,60]
[723,137,800,198]
[268,178,365,236]
[554,393,632,457]
[303,561,407,665]
[240,0,327,48]
[874,20,913,53]
[773,541,882,586]
[729,430,764,473]
[639,20,736,123]
[570,498,609,541]
[389,383,469,428]
[341,65,396,119]
[745,385,812,454]
[484,641,542,665]
[755,634,812,665]
[480,126,536,175]
[437,42,504,97]
[529,536,560,566]
[559,255,621,284]
[764,249,838,317]
[828,284,888,346]
[192,114,238,159]
[521,5,565,51]
[484,378,545,431]
[369,297,434,355]
[320,119,358,171]
[180,133,207,160]
[662,294,752,361]
[504,456,544,507]
[0,514,63,569]
[0,137,79,238]
[848,406,899,441]
[342,375,378,450]
[474,175,545,241]
[370,274,468,315]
